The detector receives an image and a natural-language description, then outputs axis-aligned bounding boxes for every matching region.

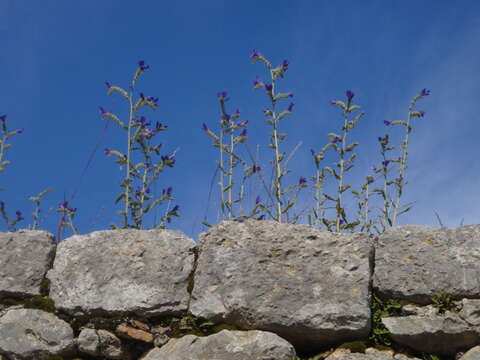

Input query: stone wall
[0,220,479,360]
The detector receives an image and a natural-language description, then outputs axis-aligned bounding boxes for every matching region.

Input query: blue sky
[1,1,479,240]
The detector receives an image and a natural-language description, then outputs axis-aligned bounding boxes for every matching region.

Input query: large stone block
[0,230,56,298]
[47,229,196,316]
[374,225,480,304]
[141,329,296,360]
[190,220,373,351]
[0,308,74,359]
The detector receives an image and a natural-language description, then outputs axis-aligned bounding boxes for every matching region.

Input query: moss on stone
[40,278,51,296]
[338,341,367,353]
[24,296,55,313]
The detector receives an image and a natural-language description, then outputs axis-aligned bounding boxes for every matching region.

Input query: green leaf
[345,142,359,152]
[107,86,129,99]
[103,113,126,129]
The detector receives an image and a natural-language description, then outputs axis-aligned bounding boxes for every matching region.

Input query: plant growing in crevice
[28,188,53,230]
[384,88,431,227]
[352,174,375,233]
[369,294,402,346]
[0,114,25,231]
[202,92,262,224]
[307,148,327,227]
[101,60,179,229]
[322,90,365,232]
[250,50,303,222]
[431,293,456,314]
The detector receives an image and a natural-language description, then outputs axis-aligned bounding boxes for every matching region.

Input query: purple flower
[221,113,231,121]
[236,120,248,127]
[396,177,403,183]
[99,106,106,115]
[384,120,391,126]
[15,128,24,135]
[146,96,159,104]
[339,219,345,225]
[146,188,150,194]
[104,148,111,155]
[330,99,338,105]
[331,136,341,144]
[250,49,261,60]
[382,160,390,167]
[253,76,264,88]
[166,186,173,196]
[282,59,289,69]
[419,111,425,117]
[155,121,167,130]
[202,123,209,132]
[0,201,4,210]
[265,83,273,92]
[286,92,294,98]
[15,210,23,221]
[253,165,261,173]
[105,81,112,89]
[140,93,145,100]
[217,91,228,100]
[420,88,431,97]
[310,149,316,156]
[59,201,76,213]
[255,195,261,205]
[263,109,272,116]
[0,115,6,122]
[170,205,179,213]
[162,154,176,165]
[145,128,155,137]
[138,60,150,71]
[240,128,247,137]
[299,177,307,185]
[287,103,295,112]
[138,116,150,128]
[346,90,354,101]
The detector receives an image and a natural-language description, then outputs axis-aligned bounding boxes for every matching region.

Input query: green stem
[392,104,413,226]
[336,112,348,232]
[124,92,134,227]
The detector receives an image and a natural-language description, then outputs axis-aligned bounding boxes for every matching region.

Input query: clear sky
[1,1,479,240]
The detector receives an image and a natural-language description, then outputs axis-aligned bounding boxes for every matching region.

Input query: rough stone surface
[190,220,372,351]
[460,345,480,360]
[78,328,129,359]
[324,348,420,360]
[382,312,480,355]
[0,230,56,298]
[0,308,74,359]
[47,229,196,316]
[374,225,480,304]
[141,329,296,360]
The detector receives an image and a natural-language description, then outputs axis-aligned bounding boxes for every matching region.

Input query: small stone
[116,323,154,343]
[131,319,150,331]
[153,333,170,347]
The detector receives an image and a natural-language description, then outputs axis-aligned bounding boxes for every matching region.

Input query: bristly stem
[125,90,134,227]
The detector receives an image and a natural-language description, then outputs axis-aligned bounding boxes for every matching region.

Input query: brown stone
[131,319,149,331]
[115,324,153,343]
[151,325,170,335]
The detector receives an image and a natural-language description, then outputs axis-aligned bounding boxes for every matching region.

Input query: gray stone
[374,225,480,304]
[0,230,56,298]
[78,328,129,359]
[0,308,74,359]
[382,313,480,355]
[459,345,480,360]
[47,229,196,316]
[324,347,421,360]
[190,220,372,351]
[459,299,480,326]
[141,329,296,360]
